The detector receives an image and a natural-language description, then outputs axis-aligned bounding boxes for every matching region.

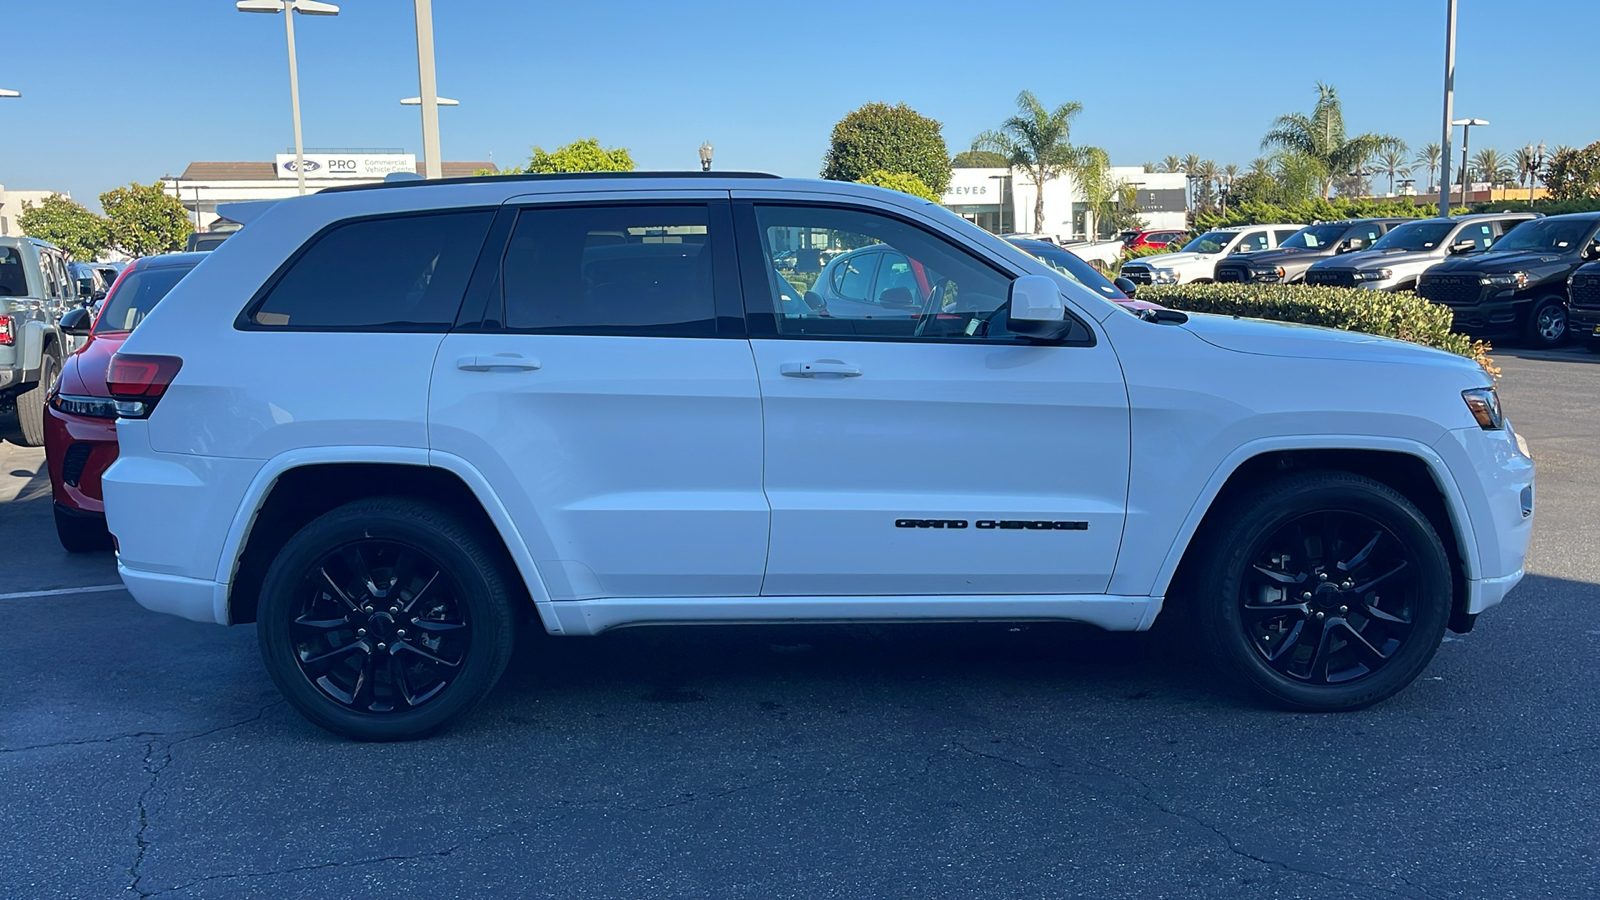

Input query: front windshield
[1489,218,1597,254]
[1180,231,1233,254]
[1369,221,1454,252]
[1278,225,1347,250]
[1006,239,1123,299]
[93,264,195,334]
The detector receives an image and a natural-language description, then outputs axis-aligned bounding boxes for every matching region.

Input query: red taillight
[106,353,183,417]
[0,315,13,346]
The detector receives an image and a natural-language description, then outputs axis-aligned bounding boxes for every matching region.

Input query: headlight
[1480,272,1528,290]
[1250,267,1285,281]
[49,393,122,419]
[1150,269,1180,285]
[1355,268,1393,281]
[1462,387,1504,430]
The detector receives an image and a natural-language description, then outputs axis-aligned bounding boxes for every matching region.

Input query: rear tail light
[0,315,13,346]
[106,353,183,419]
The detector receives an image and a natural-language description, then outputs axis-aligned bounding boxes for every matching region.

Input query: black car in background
[1567,261,1600,353]
[1213,218,1408,285]
[1417,212,1600,349]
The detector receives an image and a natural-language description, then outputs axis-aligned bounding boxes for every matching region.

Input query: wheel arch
[217,450,557,631]
[1154,439,1480,632]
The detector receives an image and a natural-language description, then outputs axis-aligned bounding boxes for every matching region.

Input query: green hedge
[1466,197,1600,216]
[1135,283,1493,371]
[1194,198,1460,231]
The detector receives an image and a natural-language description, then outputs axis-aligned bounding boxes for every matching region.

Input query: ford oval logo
[282,159,322,172]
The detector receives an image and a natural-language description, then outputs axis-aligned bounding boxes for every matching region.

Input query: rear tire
[1523,296,1568,349]
[15,348,57,447]
[257,497,516,741]
[55,505,112,553]
[1191,471,1452,712]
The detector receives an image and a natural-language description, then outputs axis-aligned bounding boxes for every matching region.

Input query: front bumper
[1569,310,1600,341]
[1432,422,1535,615]
[44,403,119,514]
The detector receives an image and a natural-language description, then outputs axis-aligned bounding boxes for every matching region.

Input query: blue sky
[4,0,1598,210]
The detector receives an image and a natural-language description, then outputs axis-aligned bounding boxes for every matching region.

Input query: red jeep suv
[45,252,205,551]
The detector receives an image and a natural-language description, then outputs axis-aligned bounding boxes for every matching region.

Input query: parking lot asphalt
[2,345,1597,900]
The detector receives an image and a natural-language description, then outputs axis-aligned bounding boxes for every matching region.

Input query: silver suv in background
[1304,213,1540,292]
[0,237,75,445]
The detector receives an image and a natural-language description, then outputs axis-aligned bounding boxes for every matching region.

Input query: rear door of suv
[429,192,769,602]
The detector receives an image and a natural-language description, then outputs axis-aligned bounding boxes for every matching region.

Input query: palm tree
[1159,155,1183,173]
[1247,157,1273,177]
[977,90,1110,234]
[1413,142,1442,191]
[1471,148,1513,200]
[1376,146,1412,196]
[1260,82,1401,199]
[1194,159,1221,210]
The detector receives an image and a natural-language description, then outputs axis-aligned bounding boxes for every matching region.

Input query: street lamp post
[412,0,441,180]
[1438,0,1457,217]
[236,0,340,197]
[1453,117,1489,201]
[699,142,714,172]
[988,174,1009,234]
[1524,141,1546,207]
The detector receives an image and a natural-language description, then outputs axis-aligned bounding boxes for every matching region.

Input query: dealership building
[940,167,1188,240]
[162,151,495,230]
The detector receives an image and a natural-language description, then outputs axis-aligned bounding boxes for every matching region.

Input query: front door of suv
[733,196,1131,596]
[429,194,769,601]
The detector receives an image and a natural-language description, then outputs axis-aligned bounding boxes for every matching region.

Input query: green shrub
[1194,198,1461,231]
[1135,282,1496,373]
[1467,196,1600,216]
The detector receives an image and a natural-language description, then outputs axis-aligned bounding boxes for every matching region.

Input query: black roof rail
[318,170,782,194]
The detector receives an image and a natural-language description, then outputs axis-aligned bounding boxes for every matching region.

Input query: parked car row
[1120,211,1600,350]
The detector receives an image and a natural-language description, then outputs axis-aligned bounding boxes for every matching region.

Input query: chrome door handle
[457,355,542,372]
[780,361,861,378]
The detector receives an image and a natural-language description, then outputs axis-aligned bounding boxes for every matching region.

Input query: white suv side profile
[103,174,1533,741]
[1120,223,1305,286]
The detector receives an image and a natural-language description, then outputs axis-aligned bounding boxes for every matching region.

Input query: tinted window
[248,209,493,330]
[0,247,26,297]
[1006,238,1125,299]
[1491,218,1597,253]
[753,204,1038,342]
[95,264,197,334]
[501,204,716,336]
[1273,229,1301,246]
[1236,231,1270,253]
[830,250,877,302]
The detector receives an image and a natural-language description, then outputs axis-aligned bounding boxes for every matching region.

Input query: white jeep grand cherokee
[102,174,1534,741]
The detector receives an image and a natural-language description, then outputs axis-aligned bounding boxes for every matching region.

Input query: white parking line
[0,583,127,601]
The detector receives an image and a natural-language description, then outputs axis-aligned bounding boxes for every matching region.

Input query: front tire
[15,348,58,447]
[1192,471,1452,711]
[257,498,516,741]
[1523,296,1568,349]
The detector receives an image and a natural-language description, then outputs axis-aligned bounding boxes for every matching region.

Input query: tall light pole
[1524,141,1546,207]
[412,0,442,179]
[1453,117,1489,201]
[237,0,340,196]
[402,95,457,177]
[1438,0,1456,218]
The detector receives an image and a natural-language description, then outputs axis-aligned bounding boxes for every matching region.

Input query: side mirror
[1113,277,1139,297]
[1339,238,1363,253]
[877,286,917,310]
[1006,274,1074,339]
[802,290,825,312]
[1449,239,1477,254]
[1585,241,1600,261]
[59,306,93,336]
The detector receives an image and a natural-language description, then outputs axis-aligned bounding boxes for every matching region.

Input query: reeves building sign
[274,153,417,179]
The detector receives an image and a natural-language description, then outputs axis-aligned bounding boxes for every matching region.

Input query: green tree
[1260,82,1400,199]
[1515,145,1542,199]
[1375,146,1412,195]
[822,102,951,195]
[1247,157,1273,177]
[976,90,1109,234]
[100,182,192,257]
[1158,155,1183,174]
[855,170,940,202]
[505,138,634,174]
[1541,142,1600,201]
[1219,164,1240,212]
[17,195,110,260]
[1471,148,1513,187]
[1413,142,1442,190]
[951,148,1008,168]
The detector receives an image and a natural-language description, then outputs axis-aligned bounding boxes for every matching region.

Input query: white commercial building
[161,151,495,230]
[0,184,69,237]
[941,167,1188,240]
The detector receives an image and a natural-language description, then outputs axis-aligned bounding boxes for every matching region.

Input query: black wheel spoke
[1242,600,1307,625]
[1263,619,1307,662]
[289,539,470,716]
[1334,619,1391,665]
[1306,620,1338,683]
[1361,600,1411,626]
[1338,531,1383,573]
[1320,512,1341,565]
[1251,565,1304,586]
[1354,561,1409,594]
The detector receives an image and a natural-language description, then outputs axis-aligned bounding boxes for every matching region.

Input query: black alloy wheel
[1193,471,1452,711]
[258,498,515,741]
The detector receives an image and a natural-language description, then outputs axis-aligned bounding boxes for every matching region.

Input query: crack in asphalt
[124,700,285,899]
[940,738,1434,900]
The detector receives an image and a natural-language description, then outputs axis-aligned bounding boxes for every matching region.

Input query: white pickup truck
[1120,224,1304,286]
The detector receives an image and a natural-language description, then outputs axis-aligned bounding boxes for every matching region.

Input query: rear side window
[246,209,493,330]
[499,204,717,336]
[1273,229,1300,246]
[0,247,25,297]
